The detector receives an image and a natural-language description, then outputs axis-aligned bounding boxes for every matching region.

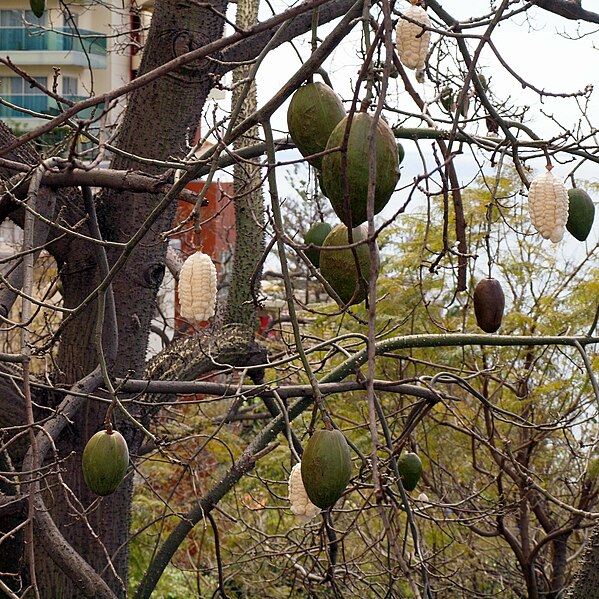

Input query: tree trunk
[547,532,571,599]
[29,1,228,596]
[225,0,264,327]
[566,524,599,599]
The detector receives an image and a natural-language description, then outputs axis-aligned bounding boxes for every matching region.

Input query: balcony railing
[0,27,106,56]
[0,94,103,120]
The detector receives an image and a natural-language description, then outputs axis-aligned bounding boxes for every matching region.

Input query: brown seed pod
[473,278,505,333]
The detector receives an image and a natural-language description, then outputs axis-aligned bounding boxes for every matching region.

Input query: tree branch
[117,378,445,402]
[533,0,599,23]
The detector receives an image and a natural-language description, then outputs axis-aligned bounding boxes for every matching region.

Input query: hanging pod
[304,222,333,268]
[527,170,569,243]
[473,278,505,334]
[301,429,353,509]
[566,188,595,241]
[396,3,432,71]
[321,112,400,228]
[318,223,378,306]
[397,452,423,492]
[287,82,346,170]
[82,430,129,496]
[178,250,218,322]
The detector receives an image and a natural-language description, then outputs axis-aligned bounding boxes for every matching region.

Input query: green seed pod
[287,82,346,170]
[301,429,352,509]
[397,142,406,165]
[82,429,129,496]
[397,452,423,492]
[321,112,400,227]
[30,0,45,18]
[319,223,377,306]
[566,188,595,242]
[304,222,333,268]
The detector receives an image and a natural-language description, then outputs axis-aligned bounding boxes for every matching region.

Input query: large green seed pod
[301,429,352,509]
[319,223,377,306]
[566,188,595,242]
[82,430,129,496]
[287,82,346,170]
[304,222,333,268]
[397,452,423,492]
[321,112,400,227]
[473,278,505,333]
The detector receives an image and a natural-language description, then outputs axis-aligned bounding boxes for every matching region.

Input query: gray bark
[225,0,264,327]
[566,525,599,599]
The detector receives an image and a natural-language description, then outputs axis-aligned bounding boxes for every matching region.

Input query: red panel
[173,181,235,334]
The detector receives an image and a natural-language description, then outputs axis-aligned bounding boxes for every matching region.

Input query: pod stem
[104,407,114,434]
[310,7,319,55]
[543,145,553,171]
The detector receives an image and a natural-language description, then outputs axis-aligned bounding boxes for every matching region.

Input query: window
[61,11,78,52]
[0,76,49,116]
[63,11,78,28]
[0,76,48,96]
[0,9,48,26]
[62,76,78,97]
[0,9,48,51]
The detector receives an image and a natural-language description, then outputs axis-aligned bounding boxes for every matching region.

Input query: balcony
[0,27,107,68]
[0,94,103,120]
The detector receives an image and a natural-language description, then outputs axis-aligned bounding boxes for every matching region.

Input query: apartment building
[0,1,137,130]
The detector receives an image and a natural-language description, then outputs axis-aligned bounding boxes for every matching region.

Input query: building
[0,1,133,131]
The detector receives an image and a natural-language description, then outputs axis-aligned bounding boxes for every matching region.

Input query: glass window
[0,9,47,27]
[24,10,48,26]
[0,76,49,115]
[0,10,22,27]
[63,10,78,28]
[0,76,47,95]
[62,76,78,97]
[0,77,21,95]
[0,9,48,51]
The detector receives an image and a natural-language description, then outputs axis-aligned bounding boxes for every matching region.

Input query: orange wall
[173,180,235,334]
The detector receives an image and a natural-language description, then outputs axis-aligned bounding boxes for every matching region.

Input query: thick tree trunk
[29,1,228,597]
[566,524,599,599]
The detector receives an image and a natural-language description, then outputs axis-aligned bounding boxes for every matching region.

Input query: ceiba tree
[0,0,598,597]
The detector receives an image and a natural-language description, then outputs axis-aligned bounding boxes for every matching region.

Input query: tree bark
[225,0,264,327]
[566,525,599,599]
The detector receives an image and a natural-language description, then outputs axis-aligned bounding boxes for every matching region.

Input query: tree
[0,0,598,597]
